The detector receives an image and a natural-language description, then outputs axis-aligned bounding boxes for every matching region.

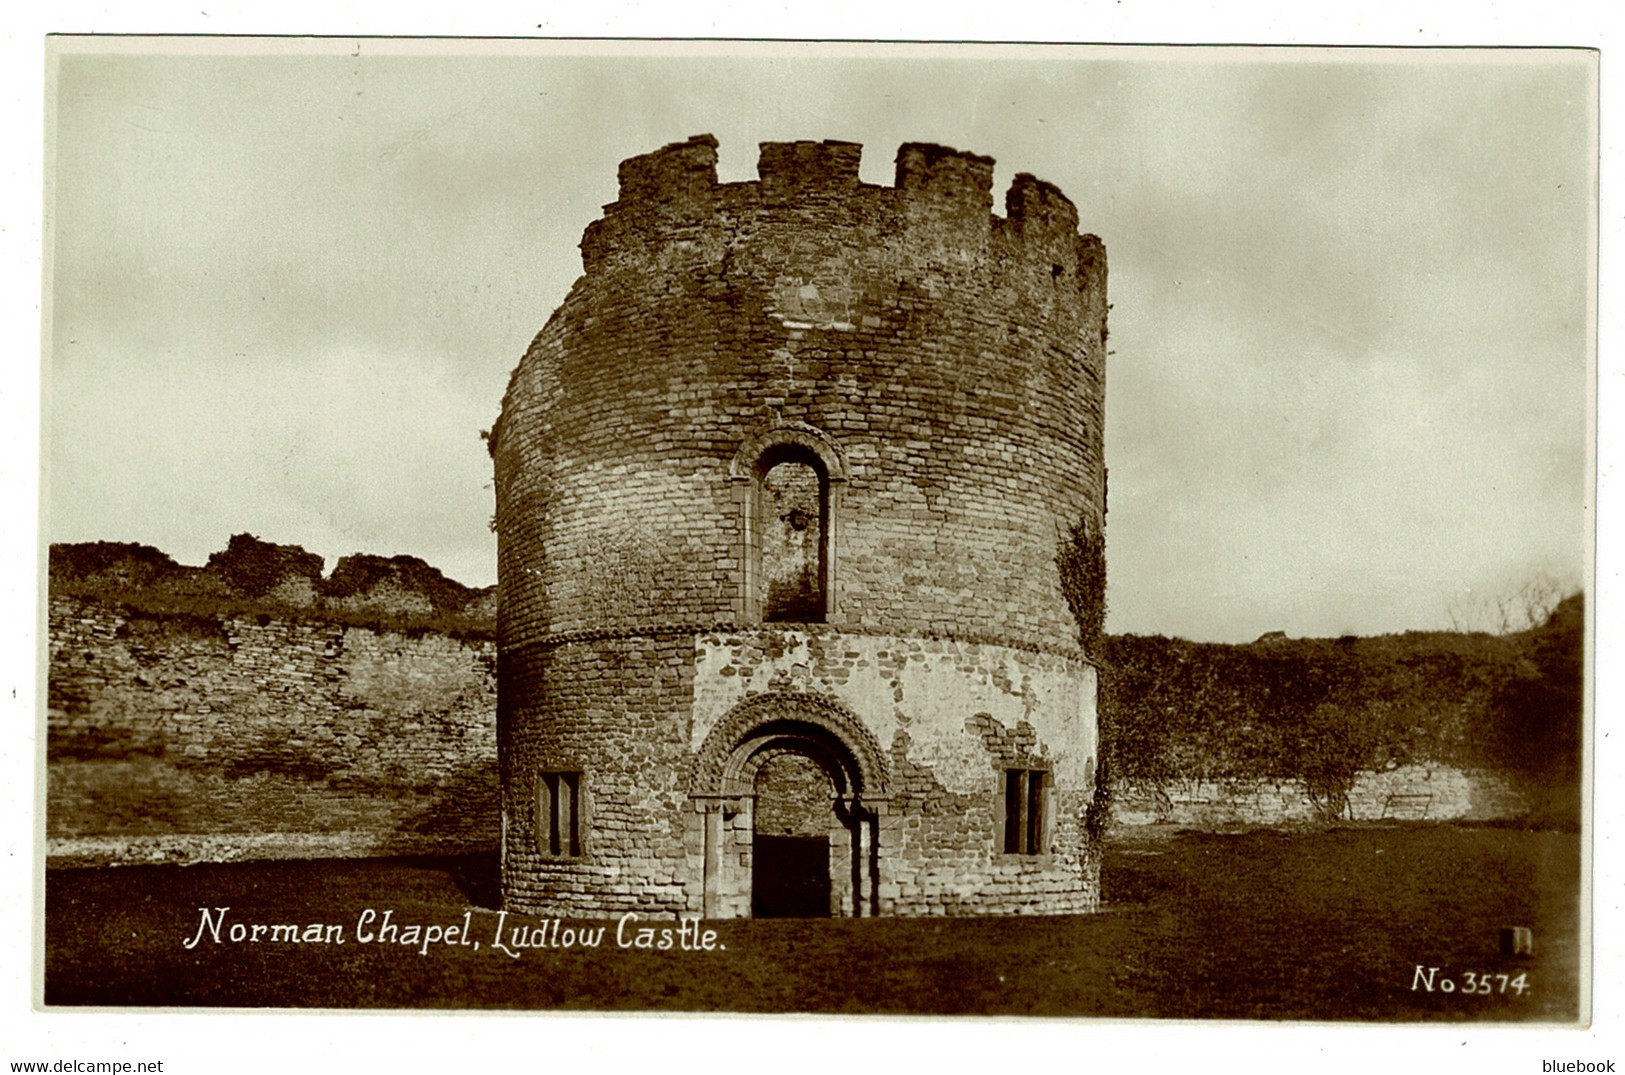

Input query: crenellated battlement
[582,134,1099,282]
[893,141,995,213]
[758,139,863,201]
[1005,172,1079,239]
[613,133,720,212]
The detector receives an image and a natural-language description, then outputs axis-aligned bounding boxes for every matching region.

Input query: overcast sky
[45,41,1593,642]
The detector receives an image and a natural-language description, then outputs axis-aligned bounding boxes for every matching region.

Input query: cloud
[49,340,497,584]
[47,47,1592,638]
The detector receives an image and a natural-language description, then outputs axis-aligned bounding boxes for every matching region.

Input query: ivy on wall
[1099,604,1583,826]
[1055,512,1112,842]
[1055,515,1107,652]
[1052,492,1582,831]
[207,533,324,598]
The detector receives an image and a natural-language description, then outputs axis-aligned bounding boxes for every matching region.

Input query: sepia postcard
[20,25,1611,1075]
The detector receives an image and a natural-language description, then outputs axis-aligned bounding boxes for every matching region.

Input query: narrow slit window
[1003,769,1023,853]
[1002,768,1046,855]
[538,771,583,857]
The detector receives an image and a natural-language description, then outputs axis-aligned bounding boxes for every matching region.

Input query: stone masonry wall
[499,634,697,916]
[491,135,1108,653]
[754,753,835,836]
[47,595,497,865]
[693,628,1099,915]
[1112,766,1528,828]
[45,583,1539,875]
[498,628,1098,918]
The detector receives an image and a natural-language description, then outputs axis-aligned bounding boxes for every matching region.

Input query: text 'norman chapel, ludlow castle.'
[490,135,1109,918]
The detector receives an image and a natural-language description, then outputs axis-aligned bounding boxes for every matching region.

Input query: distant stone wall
[1096,622,1580,831]
[46,595,497,865]
[1112,766,1528,828]
[50,536,497,633]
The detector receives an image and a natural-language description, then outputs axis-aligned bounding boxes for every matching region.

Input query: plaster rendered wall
[693,629,1100,915]
[498,629,1099,918]
[47,595,497,865]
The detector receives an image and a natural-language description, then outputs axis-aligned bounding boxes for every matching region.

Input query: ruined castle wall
[1111,767,1528,828]
[46,583,1539,876]
[46,595,497,865]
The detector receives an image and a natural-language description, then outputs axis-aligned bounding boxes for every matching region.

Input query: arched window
[730,424,846,625]
[757,445,827,621]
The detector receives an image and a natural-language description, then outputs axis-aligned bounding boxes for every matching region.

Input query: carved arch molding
[690,690,889,801]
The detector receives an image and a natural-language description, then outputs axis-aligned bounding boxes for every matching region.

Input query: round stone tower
[491,135,1108,918]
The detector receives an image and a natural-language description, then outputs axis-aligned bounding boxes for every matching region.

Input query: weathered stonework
[46,595,497,865]
[491,136,1109,917]
[1112,767,1528,828]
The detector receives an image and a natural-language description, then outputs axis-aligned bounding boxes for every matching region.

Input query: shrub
[205,533,324,598]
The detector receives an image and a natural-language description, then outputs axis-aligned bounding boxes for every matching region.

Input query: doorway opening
[751,751,835,918]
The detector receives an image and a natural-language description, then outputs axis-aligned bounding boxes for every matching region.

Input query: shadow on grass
[443,851,501,910]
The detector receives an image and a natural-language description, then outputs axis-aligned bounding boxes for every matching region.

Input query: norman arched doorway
[690,693,888,918]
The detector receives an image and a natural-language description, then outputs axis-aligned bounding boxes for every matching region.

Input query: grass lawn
[43,823,1581,1021]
